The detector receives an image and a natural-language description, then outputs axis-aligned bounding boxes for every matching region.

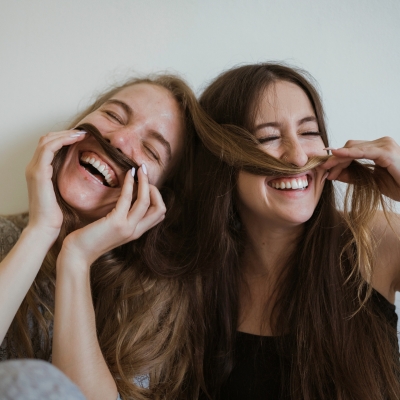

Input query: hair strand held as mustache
[75,123,139,176]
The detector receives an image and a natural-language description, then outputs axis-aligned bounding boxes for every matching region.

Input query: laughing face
[236,80,327,230]
[57,83,185,222]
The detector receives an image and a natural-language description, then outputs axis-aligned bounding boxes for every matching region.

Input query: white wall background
[1,0,400,313]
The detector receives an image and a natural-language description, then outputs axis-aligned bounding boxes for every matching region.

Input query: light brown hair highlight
[7,75,207,399]
[186,63,400,399]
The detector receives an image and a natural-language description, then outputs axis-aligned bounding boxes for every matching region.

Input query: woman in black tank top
[185,63,400,399]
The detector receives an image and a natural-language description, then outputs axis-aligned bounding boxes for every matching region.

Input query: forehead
[255,81,316,121]
[112,82,184,139]
[112,83,179,113]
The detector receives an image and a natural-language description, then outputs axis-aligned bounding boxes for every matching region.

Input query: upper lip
[266,171,314,183]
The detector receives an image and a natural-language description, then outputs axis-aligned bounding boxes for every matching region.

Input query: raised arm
[0,130,86,343]
[322,136,400,300]
[53,165,165,400]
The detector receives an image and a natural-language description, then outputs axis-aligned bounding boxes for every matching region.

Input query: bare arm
[53,255,118,400]
[322,136,400,301]
[52,166,165,399]
[370,211,400,302]
[0,130,86,344]
[0,226,55,343]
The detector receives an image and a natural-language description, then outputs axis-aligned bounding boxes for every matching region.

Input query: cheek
[236,172,265,207]
[146,165,163,187]
[307,137,326,156]
[56,151,75,193]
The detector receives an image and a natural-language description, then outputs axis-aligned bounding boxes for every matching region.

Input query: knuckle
[382,136,395,145]
[121,192,133,202]
[141,198,151,209]
[112,220,130,236]
[344,140,355,147]
[39,133,52,141]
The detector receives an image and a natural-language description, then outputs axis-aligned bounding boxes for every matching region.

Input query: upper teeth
[81,155,116,187]
[270,177,309,190]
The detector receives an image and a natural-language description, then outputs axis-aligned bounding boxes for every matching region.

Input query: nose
[102,128,138,158]
[282,137,308,167]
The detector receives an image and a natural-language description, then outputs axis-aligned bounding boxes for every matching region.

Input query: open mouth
[268,175,310,190]
[79,151,118,187]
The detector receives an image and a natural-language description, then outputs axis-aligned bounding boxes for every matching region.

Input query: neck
[237,221,303,335]
[241,221,303,279]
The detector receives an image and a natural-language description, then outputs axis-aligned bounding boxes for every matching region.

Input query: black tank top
[218,290,398,400]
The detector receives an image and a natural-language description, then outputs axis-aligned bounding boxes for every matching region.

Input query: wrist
[25,222,60,244]
[22,224,59,249]
[56,243,93,277]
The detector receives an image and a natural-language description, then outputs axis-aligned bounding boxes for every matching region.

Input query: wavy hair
[184,63,400,399]
[7,74,214,399]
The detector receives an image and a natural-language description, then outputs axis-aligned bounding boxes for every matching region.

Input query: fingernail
[131,167,136,178]
[141,163,147,175]
[70,130,86,137]
[321,171,329,183]
[323,147,336,150]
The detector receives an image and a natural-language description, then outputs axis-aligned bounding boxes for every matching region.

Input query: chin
[61,189,115,222]
[278,208,317,227]
[57,175,121,223]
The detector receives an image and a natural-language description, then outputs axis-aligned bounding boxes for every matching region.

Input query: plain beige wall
[1,0,399,213]
[1,0,400,312]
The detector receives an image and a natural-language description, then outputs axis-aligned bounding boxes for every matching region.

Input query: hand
[321,136,400,201]
[58,165,166,268]
[25,130,87,239]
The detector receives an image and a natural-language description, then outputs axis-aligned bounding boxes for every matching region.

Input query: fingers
[114,167,136,215]
[322,137,398,170]
[320,137,400,184]
[133,185,166,236]
[106,164,166,241]
[128,164,151,219]
[27,130,87,177]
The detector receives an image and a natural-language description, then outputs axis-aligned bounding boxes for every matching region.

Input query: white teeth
[271,177,309,190]
[80,154,116,187]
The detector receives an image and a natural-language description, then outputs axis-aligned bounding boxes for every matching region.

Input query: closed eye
[258,136,280,144]
[105,111,123,124]
[301,131,321,136]
[144,145,161,163]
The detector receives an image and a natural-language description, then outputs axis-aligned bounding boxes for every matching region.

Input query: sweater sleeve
[0,213,29,262]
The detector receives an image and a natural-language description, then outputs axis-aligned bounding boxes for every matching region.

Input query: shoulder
[0,213,29,262]
[369,210,400,301]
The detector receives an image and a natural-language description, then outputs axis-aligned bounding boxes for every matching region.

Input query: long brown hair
[186,63,400,399]
[7,75,212,399]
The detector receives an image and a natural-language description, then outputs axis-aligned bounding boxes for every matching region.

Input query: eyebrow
[104,99,172,162]
[103,99,133,118]
[254,116,318,132]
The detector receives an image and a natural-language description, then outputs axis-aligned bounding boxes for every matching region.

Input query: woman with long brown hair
[187,63,400,399]
[0,74,210,400]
